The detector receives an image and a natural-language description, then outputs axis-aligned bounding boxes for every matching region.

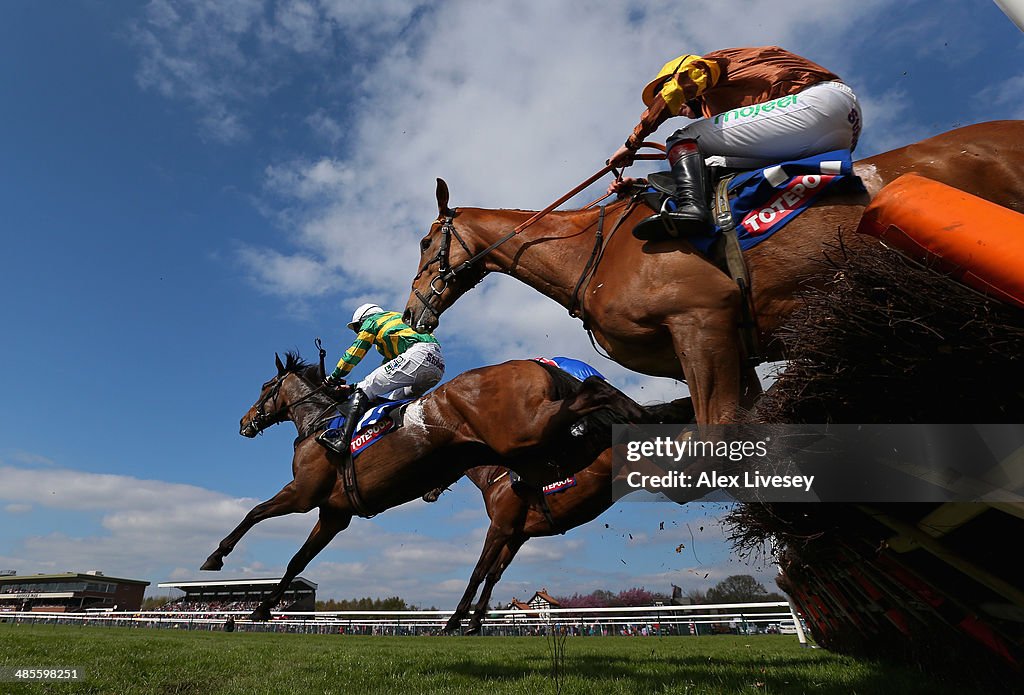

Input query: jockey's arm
[330,329,377,380]
[612,55,721,168]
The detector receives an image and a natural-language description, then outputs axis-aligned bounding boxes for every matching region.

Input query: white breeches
[671,81,862,169]
[357,342,445,401]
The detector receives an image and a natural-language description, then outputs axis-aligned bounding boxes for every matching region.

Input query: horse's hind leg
[445,522,516,633]
[568,377,648,421]
[515,377,648,451]
[201,481,318,571]
[468,537,526,634]
[250,508,352,621]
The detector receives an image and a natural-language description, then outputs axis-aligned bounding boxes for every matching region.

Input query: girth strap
[713,176,765,366]
[537,491,559,535]
[341,453,375,519]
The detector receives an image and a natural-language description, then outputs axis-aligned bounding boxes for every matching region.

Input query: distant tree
[685,588,707,605]
[316,596,410,611]
[554,591,608,608]
[554,587,671,608]
[611,587,656,607]
[705,575,777,604]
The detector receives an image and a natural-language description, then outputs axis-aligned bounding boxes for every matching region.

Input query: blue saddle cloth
[533,356,606,382]
[326,399,411,458]
[654,149,865,254]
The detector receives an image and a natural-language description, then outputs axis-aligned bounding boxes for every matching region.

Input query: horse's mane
[281,351,323,384]
[281,351,308,371]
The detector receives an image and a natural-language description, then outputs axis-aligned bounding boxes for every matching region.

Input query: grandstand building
[0,571,149,612]
[156,577,316,612]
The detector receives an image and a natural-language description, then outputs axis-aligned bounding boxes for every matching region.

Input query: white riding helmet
[348,303,384,330]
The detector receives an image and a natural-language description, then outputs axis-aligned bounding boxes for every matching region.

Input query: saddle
[316,399,411,457]
[641,149,863,255]
[639,150,864,366]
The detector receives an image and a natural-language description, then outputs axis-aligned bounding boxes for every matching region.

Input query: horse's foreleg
[250,507,352,621]
[667,298,744,425]
[201,482,316,571]
[468,537,526,634]
[445,523,516,634]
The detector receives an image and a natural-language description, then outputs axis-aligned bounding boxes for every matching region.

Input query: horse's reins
[414,145,665,327]
[249,341,341,440]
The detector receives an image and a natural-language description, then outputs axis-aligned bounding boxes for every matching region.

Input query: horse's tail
[531,358,588,400]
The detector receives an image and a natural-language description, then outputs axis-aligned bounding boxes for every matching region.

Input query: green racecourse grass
[0,624,989,695]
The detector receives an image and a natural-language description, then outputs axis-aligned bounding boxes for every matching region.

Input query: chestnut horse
[207,352,662,620]
[443,397,695,634]
[404,121,1024,425]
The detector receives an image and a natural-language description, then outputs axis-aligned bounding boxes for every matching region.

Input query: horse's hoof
[465,624,481,636]
[250,607,271,622]
[200,557,223,571]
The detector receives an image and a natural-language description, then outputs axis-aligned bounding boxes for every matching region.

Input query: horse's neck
[471,206,615,308]
[286,380,336,434]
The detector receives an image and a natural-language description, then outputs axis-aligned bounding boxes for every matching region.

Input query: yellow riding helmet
[641,54,699,107]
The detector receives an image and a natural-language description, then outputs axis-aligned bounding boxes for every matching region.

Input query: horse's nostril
[403,309,412,323]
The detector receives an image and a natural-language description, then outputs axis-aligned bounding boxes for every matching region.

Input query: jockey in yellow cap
[608,46,861,240]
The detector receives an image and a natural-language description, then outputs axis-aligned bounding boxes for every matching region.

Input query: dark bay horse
[404,121,1024,425]
[444,397,695,634]
[207,353,666,620]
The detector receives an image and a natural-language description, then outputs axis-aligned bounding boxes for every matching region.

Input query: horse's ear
[436,178,452,217]
[275,353,285,374]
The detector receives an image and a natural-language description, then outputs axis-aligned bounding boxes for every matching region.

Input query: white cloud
[978,73,1024,120]
[0,459,764,607]
[236,246,337,298]
[854,88,927,157]
[7,451,57,467]
[0,463,316,578]
[131,0,912,303]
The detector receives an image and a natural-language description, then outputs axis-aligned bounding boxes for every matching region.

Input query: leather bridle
[245,371,338,439]
[409,148,666,330]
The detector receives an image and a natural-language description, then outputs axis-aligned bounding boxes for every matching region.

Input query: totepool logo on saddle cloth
[350,417,396,455]
[740,173,835,236]
[728,150,866,251]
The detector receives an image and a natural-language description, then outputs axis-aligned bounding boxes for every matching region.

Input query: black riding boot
[633,139,711,241]
[319,389,369,455]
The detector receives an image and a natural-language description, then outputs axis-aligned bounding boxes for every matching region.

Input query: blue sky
[1,1,1022,608]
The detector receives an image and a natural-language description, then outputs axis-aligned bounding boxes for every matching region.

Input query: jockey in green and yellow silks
[320,303,444,457]
[330,307,440,385]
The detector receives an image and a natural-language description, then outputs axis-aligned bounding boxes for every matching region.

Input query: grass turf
[0,624,990,694]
